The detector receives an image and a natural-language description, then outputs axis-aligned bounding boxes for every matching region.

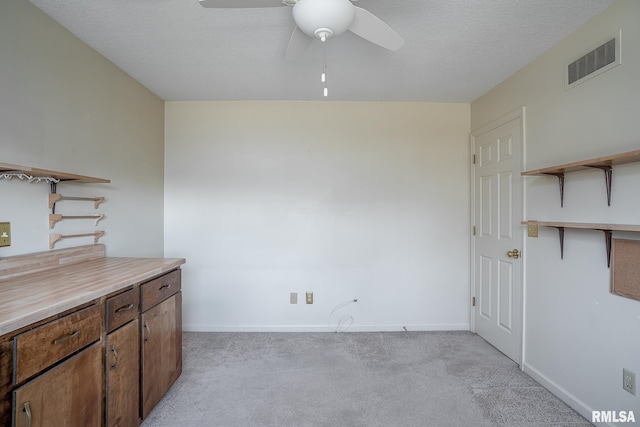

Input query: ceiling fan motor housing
[292,0,355,40]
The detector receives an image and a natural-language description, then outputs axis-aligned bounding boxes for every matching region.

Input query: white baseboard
[182,323,470,333]
[523,362,614,427]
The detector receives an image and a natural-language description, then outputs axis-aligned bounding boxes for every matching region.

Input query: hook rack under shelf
[0,171,60,184]
[49,231,104,249]
[49,214,105,229]
[49,193,105,210]
[0,163,110,184]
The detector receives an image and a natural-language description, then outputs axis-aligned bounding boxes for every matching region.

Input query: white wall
[165,101,470,331]
[472,0,639,422]
[0,0,165,257]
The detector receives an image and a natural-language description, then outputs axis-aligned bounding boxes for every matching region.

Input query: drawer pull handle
[144,322,150,343]
[23,402,32,427]
[159,284,172,291]
[53,330,80,345]
[111,344,118,370]
[115,303,134,313]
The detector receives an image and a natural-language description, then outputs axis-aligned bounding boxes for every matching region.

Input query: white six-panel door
[472,111,524,364]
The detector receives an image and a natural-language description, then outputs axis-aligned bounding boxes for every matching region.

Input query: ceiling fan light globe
[292,0,355,39]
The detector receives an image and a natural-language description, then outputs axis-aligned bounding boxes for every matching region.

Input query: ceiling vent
[566,31,621,89]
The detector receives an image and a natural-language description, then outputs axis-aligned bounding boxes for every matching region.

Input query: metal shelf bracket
[585,165,613,206]
[543,173,565,207]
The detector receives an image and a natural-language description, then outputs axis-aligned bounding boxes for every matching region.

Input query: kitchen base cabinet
[106,319,140,427]
[141,292,182,419]
[0,248,184,427]
[13,342,102,427]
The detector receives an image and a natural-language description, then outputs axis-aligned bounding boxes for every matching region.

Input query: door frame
[469,106,526,367]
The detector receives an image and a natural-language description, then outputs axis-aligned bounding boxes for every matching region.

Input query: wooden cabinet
[13,342,102,427]
[105,287,140,427]
[140,271,182,419]
[106,319,139,427]
[7,303,103,427]
[0,254,184,427]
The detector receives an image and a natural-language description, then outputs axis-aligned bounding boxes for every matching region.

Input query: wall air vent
[566,31,621,90]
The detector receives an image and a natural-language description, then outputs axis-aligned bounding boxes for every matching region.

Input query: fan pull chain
[322,40,328,97]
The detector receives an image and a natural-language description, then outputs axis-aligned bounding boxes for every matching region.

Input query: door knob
[507,249,520,259]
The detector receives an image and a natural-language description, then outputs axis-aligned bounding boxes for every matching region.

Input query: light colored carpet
[141,331,591,427]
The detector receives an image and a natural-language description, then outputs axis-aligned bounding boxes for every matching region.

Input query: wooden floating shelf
[521,149,640,176]
[522,221,640,232]
[521,149,640,207]
[0,162,110,184]
[522,220,640,267]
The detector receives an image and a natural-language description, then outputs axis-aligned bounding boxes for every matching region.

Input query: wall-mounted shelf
[1,162,110,251]
[521,149,640,207]
[522,220,640,267]
[49,194,105,210]
[0,162,110,184]
[49,214,105,229]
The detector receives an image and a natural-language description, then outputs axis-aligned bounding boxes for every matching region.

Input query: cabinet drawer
[13,304,101,384]
[141,269,181,312]
[106,289,139,333]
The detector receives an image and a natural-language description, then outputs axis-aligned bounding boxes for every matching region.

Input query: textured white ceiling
[29,0,615,102]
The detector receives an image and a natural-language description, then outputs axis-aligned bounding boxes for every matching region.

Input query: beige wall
[165,101,471,331]
[0,0,165,257]
[472,0,640,419]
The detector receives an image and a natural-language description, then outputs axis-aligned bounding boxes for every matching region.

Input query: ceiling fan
[199,0,404,59]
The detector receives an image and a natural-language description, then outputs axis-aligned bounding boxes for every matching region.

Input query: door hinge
[472,297,476,307]
[472,154,476,164]
[472,226,476,236]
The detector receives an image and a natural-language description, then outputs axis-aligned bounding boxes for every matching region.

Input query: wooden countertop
[0,255,185,336]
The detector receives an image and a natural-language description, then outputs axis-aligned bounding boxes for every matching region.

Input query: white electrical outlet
[623,368,636,395]
[290,292,297,304]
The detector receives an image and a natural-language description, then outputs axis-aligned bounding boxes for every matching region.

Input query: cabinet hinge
[472,297,476,307]
[472,226,476,236]
[472,154,476,165]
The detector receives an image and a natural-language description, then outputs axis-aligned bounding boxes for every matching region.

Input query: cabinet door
[141,292,182,419]
[1,339,12,426]
[106,319,139,427]
[13,342,102,427]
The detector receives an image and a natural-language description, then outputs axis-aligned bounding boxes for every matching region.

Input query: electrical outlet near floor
[623,368,636,395]
[290,292,297,304]
[306,291,313,304]
[0,222,11,247]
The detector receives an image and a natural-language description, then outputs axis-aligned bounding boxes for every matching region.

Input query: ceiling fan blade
[285,26,313,60]
[348,6,404,51]
[199,0,286,8]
